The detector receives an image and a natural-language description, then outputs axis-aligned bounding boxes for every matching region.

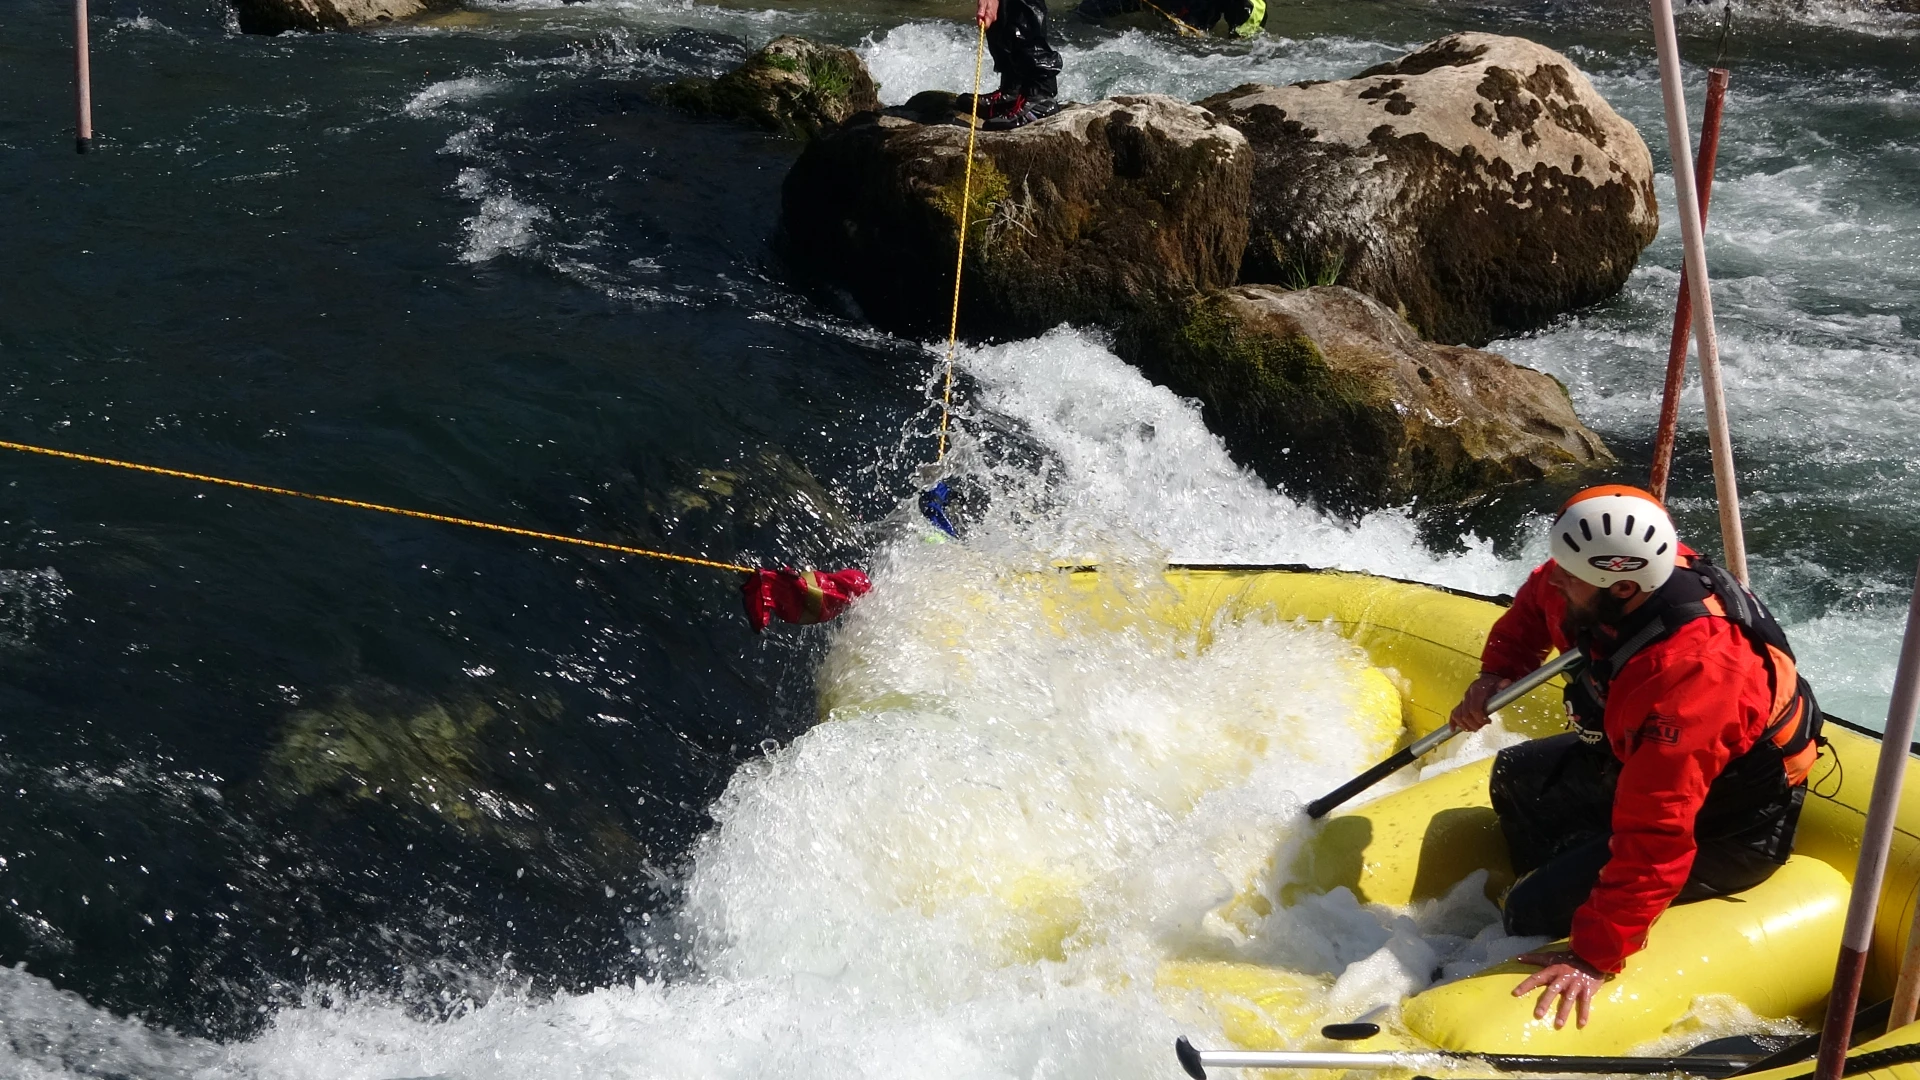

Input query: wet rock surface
[1201,33,1659,346]
[233,0,453,34]
[781,93,1252,339]
[657,36,883,140]
[1128,285,1615,511]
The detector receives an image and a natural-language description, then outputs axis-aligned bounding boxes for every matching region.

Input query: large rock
[657,36,882,140]
[233,0,452,33]
[1201,33,1658,346]
[782,94,1252,339]
[1130,285,1613,511]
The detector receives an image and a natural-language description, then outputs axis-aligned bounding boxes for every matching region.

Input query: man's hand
[1512,950,1608,1029]
[1449,673,1512,732]
[977,0,999,26]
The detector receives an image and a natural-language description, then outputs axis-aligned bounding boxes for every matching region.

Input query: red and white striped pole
[1647,67,1729,505]
[75,0,93,153]
[1815,560,1920,1080]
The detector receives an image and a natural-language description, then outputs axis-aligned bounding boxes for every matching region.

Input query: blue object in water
[919,481,959,537]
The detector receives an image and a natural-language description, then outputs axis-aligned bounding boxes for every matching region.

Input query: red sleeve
[1567,621,1763,972]
[1480,562,1569,681]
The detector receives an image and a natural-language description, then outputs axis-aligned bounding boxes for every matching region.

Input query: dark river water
[0,0,1916,1074]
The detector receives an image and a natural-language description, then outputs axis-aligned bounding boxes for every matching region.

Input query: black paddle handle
[1305,744,1421,819]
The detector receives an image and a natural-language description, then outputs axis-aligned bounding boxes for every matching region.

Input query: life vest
[1564,556,1824,785]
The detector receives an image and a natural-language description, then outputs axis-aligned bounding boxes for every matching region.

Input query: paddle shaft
[1304,649,1584,819]
[1175,1040,1755,1080]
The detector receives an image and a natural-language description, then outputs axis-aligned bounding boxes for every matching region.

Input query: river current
[0,0,1916,1075]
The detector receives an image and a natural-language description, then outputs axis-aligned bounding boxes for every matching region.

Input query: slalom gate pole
[74,0,93,153]
[1648,66,1729,503]
[1304,649,1583,819]
[1895,888,1920,1027]
[1650,0,1747,582]
[1173,1038,1758,1080]
[1815,559,1920,1080]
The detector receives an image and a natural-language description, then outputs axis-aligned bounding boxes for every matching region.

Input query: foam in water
[452,167,550,264]
[861,21,1404,107]
[404,77,508,118]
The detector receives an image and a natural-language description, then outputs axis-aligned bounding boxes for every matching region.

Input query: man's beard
[1563,588,1634,642]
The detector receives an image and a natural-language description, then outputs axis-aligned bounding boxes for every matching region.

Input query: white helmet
[1548,485,1678,593]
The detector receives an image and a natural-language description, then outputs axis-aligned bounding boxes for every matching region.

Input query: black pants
[988,0,1063,99]
[1489,733,1803,938]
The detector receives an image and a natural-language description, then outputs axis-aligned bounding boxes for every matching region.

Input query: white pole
[1814,559,1920,1080]
[75,0,93,154]
[1649,0,1746,582]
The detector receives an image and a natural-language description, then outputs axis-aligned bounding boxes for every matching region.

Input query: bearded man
[1449,486,1823,1029]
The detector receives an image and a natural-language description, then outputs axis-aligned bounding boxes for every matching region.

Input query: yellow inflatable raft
[1045,564,1920,1057]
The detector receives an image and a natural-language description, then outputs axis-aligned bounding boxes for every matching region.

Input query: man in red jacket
[1449,486,1821,1030]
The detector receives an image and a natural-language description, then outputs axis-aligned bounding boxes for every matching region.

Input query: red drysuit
[1479,555,1783,973]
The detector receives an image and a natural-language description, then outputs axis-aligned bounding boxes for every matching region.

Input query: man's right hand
[977,0,999,26]
[1449,672,1512,732]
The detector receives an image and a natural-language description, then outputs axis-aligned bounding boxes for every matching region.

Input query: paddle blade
[743,567,872,631]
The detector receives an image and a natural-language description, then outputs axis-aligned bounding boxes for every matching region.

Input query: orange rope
[0,439,756,575]
[935,20,989,465]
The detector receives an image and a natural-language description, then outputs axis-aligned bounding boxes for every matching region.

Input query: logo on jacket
[1589,554,1649,572]
[1632,716,1681,750]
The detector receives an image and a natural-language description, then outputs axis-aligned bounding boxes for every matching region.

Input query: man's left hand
[977,0,999,26]
[1512,950,1609,1029]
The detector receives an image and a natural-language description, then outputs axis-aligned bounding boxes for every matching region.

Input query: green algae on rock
[1131,285,1614,512]
[782,94,1251,339]
[658,36,882,140]
[1201,33,1659,346]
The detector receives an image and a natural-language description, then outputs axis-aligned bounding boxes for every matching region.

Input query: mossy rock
[658,35,881,140]
[1128,285,1614,512]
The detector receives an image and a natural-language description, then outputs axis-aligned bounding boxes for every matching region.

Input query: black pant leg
[985,0,1063,98]
[1503,834,1612,938]
[1490,733,1617,876]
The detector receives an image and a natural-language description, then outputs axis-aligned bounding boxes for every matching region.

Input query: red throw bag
[742,567,871,631]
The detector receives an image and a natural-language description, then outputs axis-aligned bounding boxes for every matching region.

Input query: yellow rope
[1137,0,1205,37]
[0,439,757,576]
[935,19,989,465]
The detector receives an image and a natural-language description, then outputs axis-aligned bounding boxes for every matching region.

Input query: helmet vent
[1644,526,1657,542]
[1624,515,1636,535]
[1562,532,1582,553]
[1656,542,1669,555]
[1602,513,1613,535]
[1579,519,1593,541]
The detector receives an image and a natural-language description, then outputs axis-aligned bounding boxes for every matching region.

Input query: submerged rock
[782,93,1252,339]
[1201,33,1658,346]
[232,0,453,34]
[1129,285,1614,511]
[658,36,882,140]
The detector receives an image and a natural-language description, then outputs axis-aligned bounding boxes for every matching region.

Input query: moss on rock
[658,36,881,140]
[1129,285,1613,512]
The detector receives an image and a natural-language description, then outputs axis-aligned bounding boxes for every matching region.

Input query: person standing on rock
[972,0,1063,130]
[1072,0,1264,39]
[1448,486,1822,1029]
